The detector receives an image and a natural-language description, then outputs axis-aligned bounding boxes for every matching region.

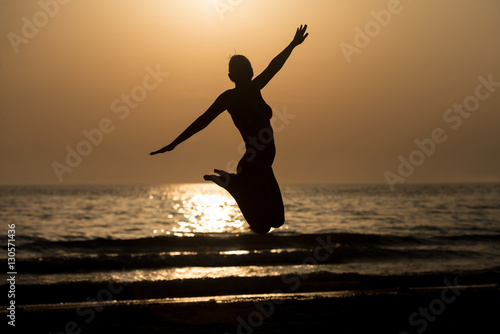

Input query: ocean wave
[15,232,416,255]
[17,245,491,274]
[6,232,497,274]
[18,232,500,252]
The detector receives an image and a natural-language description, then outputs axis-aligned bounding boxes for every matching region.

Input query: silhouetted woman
[151,25,308,234]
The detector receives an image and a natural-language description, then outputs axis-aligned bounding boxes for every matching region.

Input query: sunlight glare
[168,184,245,233]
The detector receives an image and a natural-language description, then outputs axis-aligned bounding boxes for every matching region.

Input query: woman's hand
[291,24,308,46]
[150,143,175,155]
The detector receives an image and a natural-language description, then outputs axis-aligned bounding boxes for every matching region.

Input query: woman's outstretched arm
[150,93,227,155]
[252,25,308,91]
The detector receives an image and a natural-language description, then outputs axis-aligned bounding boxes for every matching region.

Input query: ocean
[2,183,499,290]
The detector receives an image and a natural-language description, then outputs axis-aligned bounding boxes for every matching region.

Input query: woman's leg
[203,148,283,233]
[263,168,285,228]
[204,169,270,233]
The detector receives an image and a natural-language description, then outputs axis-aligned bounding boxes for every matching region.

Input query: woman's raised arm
[252,25,308,91]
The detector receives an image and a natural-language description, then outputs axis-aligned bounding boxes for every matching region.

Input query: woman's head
[228,55,253,84]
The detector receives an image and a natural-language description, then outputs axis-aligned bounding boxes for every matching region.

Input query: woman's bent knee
[249,223,271,234]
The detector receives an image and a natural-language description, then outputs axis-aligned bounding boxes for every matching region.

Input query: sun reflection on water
[128,266,286,281]
[149,184,246,234]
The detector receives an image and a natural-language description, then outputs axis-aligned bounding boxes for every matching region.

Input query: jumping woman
[150,25,309,234]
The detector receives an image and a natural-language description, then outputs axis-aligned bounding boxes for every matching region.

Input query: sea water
[1,183,499,286]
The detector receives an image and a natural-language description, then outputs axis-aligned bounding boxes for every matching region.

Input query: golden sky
[1,0,499,185]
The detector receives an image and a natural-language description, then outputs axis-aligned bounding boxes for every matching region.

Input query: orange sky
[1,0,499,185]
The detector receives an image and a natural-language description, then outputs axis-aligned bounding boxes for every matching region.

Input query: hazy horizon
[1,180,499,188]
[1,0,499,186]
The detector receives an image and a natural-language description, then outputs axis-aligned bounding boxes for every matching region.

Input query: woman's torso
[226,88,273,142]
[226,87,276,169]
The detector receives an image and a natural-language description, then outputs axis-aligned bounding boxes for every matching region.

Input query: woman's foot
[203,169,232,189]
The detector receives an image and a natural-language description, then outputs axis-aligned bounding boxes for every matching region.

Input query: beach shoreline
[8,283,500,333]
[5,268,499,305]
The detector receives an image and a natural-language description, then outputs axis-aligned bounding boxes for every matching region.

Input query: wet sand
[8,283,500,333]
